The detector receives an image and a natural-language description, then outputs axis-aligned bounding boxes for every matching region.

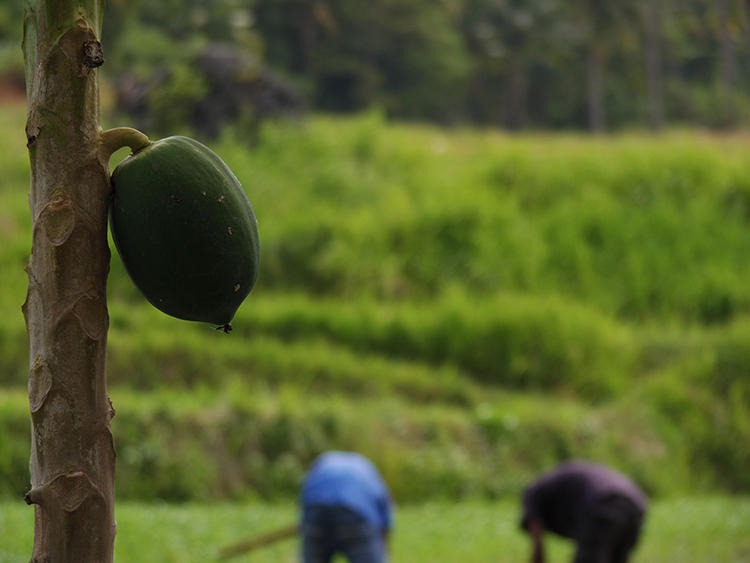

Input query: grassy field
[1,498,749,562]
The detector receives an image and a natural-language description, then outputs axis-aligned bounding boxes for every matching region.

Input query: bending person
[520,460,648,563]
[301,451,394,563]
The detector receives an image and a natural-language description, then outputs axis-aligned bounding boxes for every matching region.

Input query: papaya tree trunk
[22,1,116,561]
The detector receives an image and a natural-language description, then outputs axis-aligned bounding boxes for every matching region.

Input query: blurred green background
[2,1,750,561]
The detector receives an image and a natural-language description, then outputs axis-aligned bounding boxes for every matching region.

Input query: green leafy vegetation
[1,103,750,505]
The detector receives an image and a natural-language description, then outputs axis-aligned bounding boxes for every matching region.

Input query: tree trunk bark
[717,0,737,125]
[643,2,664,131]
[504,55,528,130]
[22,1,116,561]
[586,45,606,132]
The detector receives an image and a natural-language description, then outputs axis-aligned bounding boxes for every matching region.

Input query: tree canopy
[5,0,745,133]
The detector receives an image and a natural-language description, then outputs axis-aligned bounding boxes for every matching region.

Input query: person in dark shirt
[520,461,648,563]
[300,451,394,563]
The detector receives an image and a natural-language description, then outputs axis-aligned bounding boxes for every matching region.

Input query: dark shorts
[302,505,387,563]
[574,494,645,563]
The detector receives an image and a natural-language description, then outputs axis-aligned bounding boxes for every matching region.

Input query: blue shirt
[301,451,393,532]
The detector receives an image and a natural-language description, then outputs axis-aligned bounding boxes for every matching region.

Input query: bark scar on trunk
[29,357,53,413]
[25,109,43,148]
[59,20,103,77]
[24,471,103,512]
[71,293,108,341]
[38,195,75,246]
[82,40,104,69]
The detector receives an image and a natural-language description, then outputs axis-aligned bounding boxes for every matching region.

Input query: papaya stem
[99,127,151,161]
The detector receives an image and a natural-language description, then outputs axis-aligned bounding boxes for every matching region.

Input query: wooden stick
[218,523,299,560]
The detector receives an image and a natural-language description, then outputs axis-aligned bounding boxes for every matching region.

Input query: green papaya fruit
[109,136,260,330]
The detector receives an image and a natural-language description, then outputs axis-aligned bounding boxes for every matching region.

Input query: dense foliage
[3,2,750,131]
[96,0,750,132]
[1,104,749,503]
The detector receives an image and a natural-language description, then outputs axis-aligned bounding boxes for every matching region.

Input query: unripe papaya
[109,136,260,330]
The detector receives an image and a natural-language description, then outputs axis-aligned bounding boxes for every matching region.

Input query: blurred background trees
[3,0,750,135]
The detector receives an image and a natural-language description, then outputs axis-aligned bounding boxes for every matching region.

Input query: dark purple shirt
[521,461,648,539]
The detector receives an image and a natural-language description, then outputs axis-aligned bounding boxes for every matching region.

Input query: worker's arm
[378,492,393,554]
[527,518,545,563]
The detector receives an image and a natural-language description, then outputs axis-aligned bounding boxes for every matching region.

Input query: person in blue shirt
[300,451,394,563]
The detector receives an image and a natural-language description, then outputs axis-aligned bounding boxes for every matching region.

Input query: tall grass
[2,102,750,502]
[0,374,734,502]
[230,291,634,397]
[215,114,750,323]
